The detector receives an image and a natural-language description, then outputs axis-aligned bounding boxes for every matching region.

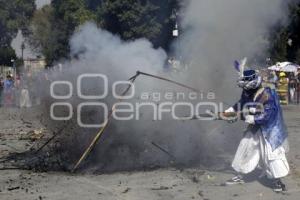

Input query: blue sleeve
[233,100,240,111]
[254,89,277,125]
[233,91,246,111]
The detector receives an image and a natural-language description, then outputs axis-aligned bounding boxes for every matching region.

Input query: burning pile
[2,71,230,173]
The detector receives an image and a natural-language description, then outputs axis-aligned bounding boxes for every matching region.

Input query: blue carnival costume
[233,86,288,151]
[225,68,289,192]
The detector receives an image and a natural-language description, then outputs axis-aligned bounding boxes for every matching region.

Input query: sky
[35,0,51,9]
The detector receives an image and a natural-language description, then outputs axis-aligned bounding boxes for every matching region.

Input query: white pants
[20,89,32,108]
[232,126,289,179]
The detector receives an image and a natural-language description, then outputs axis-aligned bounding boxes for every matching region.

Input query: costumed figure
[225,59,290,192]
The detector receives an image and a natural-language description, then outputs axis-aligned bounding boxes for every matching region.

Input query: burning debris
[19,129,45,141]
[1,138,69,172]
[0,71,220,173]
[72,70,203,172]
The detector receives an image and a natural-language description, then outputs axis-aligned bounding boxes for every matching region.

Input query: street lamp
[173,23,179,37]
[21,42,25,60]
[171,9,179,37]
[11,59,15,68]
[11,59,16,81]
[171,9,181,64]
[287,38,293,47]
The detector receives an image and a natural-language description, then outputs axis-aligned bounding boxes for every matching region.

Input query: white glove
[223,107,237,123]
[245,115,255,124]
[249,107,256,114]
[225,107,235,113]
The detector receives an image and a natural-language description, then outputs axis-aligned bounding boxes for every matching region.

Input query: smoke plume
[176,0,289,99]
[39,0,292,172]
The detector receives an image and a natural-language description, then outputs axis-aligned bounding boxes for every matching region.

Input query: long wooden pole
[137,71,200,92]
[72,71,220,172]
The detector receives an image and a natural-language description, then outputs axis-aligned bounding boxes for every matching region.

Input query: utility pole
[21,42,25,60]
[11,59,16,82]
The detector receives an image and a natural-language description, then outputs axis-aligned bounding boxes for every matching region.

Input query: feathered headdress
[234,57,247,78]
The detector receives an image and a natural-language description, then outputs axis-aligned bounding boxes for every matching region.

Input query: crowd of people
[0,70,45,108]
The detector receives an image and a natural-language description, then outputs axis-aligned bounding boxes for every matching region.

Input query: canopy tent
[268,62,300,73]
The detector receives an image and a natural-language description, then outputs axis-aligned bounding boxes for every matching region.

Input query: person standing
[289,76,297,104]
[19,73,32,108]
[3,75,14,106]
[277,72,289,105]
[225,69,289,192]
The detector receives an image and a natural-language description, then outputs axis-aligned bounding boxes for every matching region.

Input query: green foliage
[93,0,177,48]
[0,0,35,46]
[269,2,300,64]
[0,46,16,66]
[28,0,96,64]
[52,0,96,27]
[28,6,53,52]
[287,3,300,63]
[0,0,35,65]
[27,5,69,65]
[269,30,288,63]
[27,0,178,64]
[96,1,161,41]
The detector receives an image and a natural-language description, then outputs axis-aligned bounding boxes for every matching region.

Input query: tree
[0,46,16,66]
[27,0,179,64]
[269,29,289,63]
[27,5,71,65]
[0,0,35,65]
[28,1,95,64]
[27,6,53,54]
[92,0,178,48]
[269,2,300,63]
[286,3,300,63]
[52,0,96,27]
[0,0,35,46]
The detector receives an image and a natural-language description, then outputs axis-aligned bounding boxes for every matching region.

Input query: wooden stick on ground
[35,123,68,154]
